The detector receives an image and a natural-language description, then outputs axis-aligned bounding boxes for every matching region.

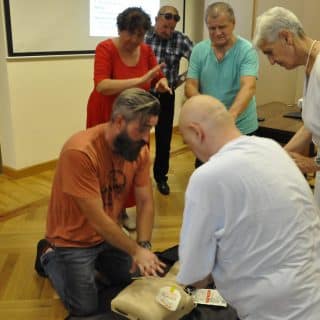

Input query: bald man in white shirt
[177,95,320,320]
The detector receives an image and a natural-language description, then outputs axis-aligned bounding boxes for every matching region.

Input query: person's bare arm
[229,75,256,120]
[289,152,319,173]
[284,125,312,153]
[134,181,155,243]
[74,197,138,254]
[96,63,165,95]
[73,196,164,276]
[284,126,319,173]
[154,77,172,94]
[185,78,200,98]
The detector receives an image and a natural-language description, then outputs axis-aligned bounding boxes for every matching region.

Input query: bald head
[179,95,235,134]
[179,95,241,161]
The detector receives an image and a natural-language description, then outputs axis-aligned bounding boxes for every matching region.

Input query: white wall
[0,0,94,169]
[0,52,93,169]
[5,57,93,168]
[0,1,16,167]
[186,0,205,43]
[173,0,205,125]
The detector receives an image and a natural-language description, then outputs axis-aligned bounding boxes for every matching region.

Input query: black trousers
[153,91,175,183]
[195,128,258,168]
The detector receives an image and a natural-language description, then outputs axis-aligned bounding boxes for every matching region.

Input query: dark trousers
[153,91,175,183]
[41,242,137,318]
[195,129,258,168]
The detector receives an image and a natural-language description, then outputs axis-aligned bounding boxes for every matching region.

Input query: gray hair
[253,7,305,47]
[205,2,235,23]
[111,88,160,123]
[158,5,179,16]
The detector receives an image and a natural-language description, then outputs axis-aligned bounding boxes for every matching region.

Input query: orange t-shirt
[46,124,151,247]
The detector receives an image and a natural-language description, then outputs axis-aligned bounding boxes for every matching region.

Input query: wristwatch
[138,240,152,250]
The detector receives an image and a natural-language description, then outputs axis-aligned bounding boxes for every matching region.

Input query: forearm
[229,84,255,119]
[284,126,312,153]
[75,197,139,256]
[136,202,154,242]
[185,79,200,98]
[96,78,143,95]
[135,184,154,242]
[94,215,139,256]
[96,209,165,276]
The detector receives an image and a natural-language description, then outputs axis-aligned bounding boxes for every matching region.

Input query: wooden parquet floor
[0,131,194,319]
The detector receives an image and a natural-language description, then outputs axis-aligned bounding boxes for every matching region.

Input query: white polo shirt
[177,136,320,320]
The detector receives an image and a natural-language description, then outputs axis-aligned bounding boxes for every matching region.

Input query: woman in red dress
[87,7,170,127]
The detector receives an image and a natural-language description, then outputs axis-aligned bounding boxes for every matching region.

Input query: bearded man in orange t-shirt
[34,88,165,318]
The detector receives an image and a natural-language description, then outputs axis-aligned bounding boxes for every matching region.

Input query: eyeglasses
[159,13,180,22]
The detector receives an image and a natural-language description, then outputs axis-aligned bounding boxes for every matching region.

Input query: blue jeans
[41,242,136,318]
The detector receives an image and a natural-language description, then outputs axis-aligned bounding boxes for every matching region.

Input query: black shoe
[34,238,50,278]
[157,181,170,195]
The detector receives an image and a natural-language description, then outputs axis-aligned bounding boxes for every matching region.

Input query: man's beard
[113,130,147,162]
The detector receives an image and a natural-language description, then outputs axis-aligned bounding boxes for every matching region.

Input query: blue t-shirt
[187,36,259,134]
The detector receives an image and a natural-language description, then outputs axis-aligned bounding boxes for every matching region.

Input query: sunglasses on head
[159,13,180,22]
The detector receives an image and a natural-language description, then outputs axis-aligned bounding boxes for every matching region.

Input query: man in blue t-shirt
[185,2,259,167]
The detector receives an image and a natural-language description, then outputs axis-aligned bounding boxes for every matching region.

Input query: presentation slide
[90,0,160,37]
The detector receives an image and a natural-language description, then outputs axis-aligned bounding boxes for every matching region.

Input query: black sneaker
[34,238,50,278]
[157,181,170,195]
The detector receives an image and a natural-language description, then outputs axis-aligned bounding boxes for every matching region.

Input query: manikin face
[206,13,235,48]
[259,38,298,70]
[113,116,158,161]
[154,9,179,40]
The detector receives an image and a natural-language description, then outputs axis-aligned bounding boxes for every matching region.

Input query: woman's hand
[140,63,166,84]
[155,77,172,94]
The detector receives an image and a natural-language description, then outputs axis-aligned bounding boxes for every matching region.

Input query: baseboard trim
[1,126,185,178]
[2,159,57,179]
